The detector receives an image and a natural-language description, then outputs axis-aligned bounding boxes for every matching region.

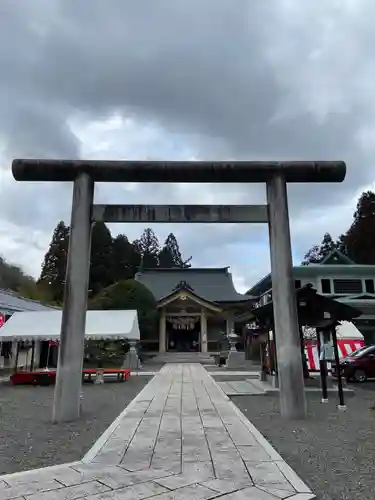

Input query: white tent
[0,310,140,342]
[336,320,364,340]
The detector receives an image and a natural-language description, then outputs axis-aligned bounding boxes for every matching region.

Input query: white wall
[256,274,375,308]
[314,275,374,295]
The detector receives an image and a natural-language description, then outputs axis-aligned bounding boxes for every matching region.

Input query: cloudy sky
[1,0,374,293]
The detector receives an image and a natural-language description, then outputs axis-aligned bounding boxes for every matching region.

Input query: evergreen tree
[319,233,337,257]
[38,221,70,302]
[301,232,338,265]
[336,233,348,255]
[112,234,141,281]
[301,244,321,265]
[89,222,114,296]
[342,191,375,264]
[158,246,175,268]
[134,228,160,268]
[158,232,191,268]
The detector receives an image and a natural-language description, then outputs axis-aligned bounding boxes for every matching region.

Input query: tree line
[2,189,374,305]
[37,222,191,304]
[0,256,36,296]
[302,190,375,265]
[0,223,191,306]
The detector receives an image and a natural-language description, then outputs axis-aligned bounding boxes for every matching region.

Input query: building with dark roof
[135,267,255,352]
[0,289,57,316]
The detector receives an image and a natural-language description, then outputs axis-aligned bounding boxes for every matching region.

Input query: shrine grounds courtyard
[0,367,375,499]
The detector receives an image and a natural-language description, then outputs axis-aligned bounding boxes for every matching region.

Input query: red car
[332,345,375,383]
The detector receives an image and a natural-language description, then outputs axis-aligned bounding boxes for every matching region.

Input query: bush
[84,339,129,368]
[89,279,158,342]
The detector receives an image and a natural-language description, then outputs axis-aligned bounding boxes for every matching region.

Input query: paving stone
[149,483,219,499]
[155,474,199,490]
[236,445,273,462]
[84,480,168,499]
[92,449,127,465]
[227,381,258,394]
[181,445,211,463]
[257,486,299,498]
[201,478,251,494]
[286,494,316,500]
[0,479,64,499]
[69,464,133,488]
[26,480,111,500]
[217,381,234,394]
[245,462,295,492]
[217,486,284,499]
[274,462,312,494]
[180,461,215,481]
[0,466,82,488]
[69,464,172,489]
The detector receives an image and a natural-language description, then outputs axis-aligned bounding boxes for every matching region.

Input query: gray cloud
[1,0,375,287]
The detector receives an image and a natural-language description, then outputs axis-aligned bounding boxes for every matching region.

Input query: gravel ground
[0,376,151,475]
[233,383,375,500]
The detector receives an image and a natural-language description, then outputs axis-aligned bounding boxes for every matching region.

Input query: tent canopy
[0,310,140,342]
[336,320,364,340]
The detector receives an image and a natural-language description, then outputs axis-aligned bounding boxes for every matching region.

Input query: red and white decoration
[304,321,365,371]
[0,312,4,329]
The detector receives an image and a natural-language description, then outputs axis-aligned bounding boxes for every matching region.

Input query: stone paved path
[0,364,315,499]
[216,379,266,396]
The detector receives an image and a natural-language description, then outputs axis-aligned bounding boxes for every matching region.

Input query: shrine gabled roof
[135,267,255,303]
[157,281,222,312]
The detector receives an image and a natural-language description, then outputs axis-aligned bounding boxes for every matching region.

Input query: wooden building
[135,267,255,352]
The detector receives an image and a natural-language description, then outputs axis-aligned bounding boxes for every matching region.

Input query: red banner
[304,339,365,370]
[0,312,4,329]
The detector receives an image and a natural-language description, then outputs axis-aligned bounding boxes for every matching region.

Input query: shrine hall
[135,267,254,352]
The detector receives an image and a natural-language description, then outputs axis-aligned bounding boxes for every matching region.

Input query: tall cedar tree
[134,228,160,269]
[342,191,375,264]
[38,221,70,302]
[301,232,339,265]
[89,222,115,296]
[159,232,190,268]
[112,234,142,280]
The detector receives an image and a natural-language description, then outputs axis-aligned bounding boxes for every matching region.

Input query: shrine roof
[135,267,255,303]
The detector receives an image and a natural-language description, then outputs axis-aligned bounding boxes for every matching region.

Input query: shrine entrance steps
[150,352,215,364]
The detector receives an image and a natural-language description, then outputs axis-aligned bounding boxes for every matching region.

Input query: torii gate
[12,159,346,422]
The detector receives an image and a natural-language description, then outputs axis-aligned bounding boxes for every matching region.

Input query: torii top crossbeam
[12,159,346,183]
